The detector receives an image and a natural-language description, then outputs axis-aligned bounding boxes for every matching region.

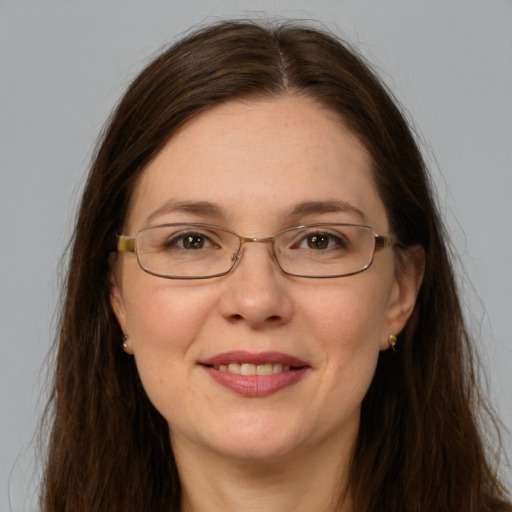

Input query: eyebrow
[145,198,367,226]
[288,200,367,223]
[145,199,226,225]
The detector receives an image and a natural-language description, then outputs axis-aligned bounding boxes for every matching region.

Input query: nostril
[229,312,281,324]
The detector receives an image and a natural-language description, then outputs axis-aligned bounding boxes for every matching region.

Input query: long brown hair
[41,20,511,511]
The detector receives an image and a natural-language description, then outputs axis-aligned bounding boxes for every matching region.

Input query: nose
[218,242,294,328]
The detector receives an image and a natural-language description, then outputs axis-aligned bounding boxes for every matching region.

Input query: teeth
[240,363,256,375]
[257,364,273,376]
[227,363,240,374]
[214,363,293,375]
[273,363,282,374]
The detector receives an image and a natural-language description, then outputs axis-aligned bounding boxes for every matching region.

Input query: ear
[380,245,425,350]
[109,272,131,350]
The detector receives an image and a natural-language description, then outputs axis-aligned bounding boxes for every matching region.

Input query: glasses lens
[275,224,376,277]
[136,224,240,278]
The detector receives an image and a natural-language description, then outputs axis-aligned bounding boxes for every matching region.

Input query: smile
[199,351,310,397]
[213,363,292,375]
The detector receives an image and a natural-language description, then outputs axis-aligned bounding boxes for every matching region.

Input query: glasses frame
[116,222,396,279]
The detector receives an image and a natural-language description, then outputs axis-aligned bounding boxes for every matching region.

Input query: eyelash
[164,232,216,250]
[293,232,350,251]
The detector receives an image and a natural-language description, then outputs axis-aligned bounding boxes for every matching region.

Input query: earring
[121,334,131,353]
[388,334,397,352]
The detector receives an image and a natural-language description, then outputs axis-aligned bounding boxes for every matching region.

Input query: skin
[111,95,423,512]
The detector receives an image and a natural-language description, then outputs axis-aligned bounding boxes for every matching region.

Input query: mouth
[210,362,294,375]
[199,351,310,397]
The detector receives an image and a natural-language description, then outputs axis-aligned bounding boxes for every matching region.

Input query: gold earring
[388,334,397,352]
[121,334,130,353]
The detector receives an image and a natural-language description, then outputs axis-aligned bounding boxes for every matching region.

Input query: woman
[41,20,511,511]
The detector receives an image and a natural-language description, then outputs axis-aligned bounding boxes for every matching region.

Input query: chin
[196,413,313,461]
[210,436,301,462]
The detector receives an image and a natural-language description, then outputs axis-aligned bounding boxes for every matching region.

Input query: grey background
[1,1,511,510]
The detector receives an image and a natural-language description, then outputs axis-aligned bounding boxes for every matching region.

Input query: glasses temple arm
[375,233,396,248]
[117,234,137,253]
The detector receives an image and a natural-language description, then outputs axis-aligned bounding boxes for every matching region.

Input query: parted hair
[41,20,511,511]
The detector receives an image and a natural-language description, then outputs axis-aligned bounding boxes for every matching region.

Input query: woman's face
[111,96,420,464]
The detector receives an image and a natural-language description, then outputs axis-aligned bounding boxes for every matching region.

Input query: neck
[174,434,355,512]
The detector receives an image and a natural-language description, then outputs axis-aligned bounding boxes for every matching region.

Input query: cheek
[124,279,215,350]
[122,280,220,419]
[303,276,391,348]
[302,277,391,391]
[122,278,217,376]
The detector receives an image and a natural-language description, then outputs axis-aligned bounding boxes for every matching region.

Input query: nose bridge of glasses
[232,235,278,266]
[239,236,275,245]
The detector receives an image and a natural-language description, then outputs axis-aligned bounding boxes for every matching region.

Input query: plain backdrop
[1,1,511,510]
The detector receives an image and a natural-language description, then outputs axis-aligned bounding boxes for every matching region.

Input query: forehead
[125,95,387,232]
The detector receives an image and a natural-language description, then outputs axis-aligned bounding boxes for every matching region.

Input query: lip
[199,350,309,367]
[199,351,311,397]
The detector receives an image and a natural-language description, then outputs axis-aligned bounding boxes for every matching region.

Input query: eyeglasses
[116,223,396,279]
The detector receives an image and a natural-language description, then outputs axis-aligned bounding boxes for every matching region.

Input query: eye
[165,231,215,250]
[298,232,349,251]
[183,233,206,250]
[305,234,330,250]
